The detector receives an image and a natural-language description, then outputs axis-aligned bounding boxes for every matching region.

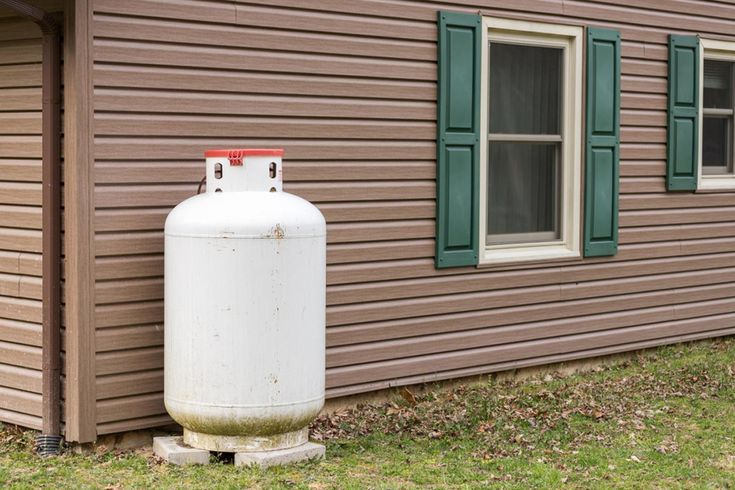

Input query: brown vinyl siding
[90,0,735,432]
[0,12,45,430]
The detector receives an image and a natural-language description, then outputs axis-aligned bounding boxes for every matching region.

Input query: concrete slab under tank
[152,436,325,468]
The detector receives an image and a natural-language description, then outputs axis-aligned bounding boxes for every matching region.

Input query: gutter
[0,0,63,456]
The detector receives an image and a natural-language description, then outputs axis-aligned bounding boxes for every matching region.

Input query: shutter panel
[584,27,621,257]
[435,11,481,268]
[667,35,700,191]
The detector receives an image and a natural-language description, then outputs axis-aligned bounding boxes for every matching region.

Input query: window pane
[704,60,732,109]
[703,116,730,171]
[489,43,562,135]
[487,143,560,242]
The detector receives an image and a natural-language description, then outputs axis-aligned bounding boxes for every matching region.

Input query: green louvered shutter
[435,11,481,268]
[584,28,621,257]
[667,35,700,191]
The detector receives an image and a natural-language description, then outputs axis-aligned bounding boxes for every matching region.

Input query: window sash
[702,56,735,179]
[478,17,583,265]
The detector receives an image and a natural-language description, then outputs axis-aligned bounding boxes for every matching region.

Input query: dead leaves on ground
[310,340,733,462]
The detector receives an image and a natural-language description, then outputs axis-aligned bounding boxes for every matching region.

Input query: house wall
[0,8,47,430]
[89,0,735,435]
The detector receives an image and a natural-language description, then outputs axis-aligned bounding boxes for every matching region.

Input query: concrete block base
[153,436,210,466]
[235,442,325,468]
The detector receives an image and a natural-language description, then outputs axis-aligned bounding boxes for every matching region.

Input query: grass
[1,337,734,489]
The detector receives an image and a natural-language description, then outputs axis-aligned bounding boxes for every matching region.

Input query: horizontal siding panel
[96,325,163,352]
[0,295,41,323]
[0,39,41,65]
[232,4,435,41]
[232,0,560,21]
[0,182,41,205]
[622,92,666,110]
[327,237,735,285]
[96,347,163,376]
[620,222,735,244]
[620,161,664,176]
[95,255,163,280]
[93,65,435,101]
[0,273,41,300]
[94,40,435,81]
[95,232,162,257]
[95,182,433,208]
[619,177,666,193]
[328,220,434,244]
[620,143,665,160]
[0,250,42,277]
[0,317,40,346]
[563,1,735,37]
[0,386,41,417]
[326,314,735,388]
[94,115,434,140]
[327,327,735,398]
[327,297,735,367]
[94,90,435,120]
[95,161,436,185]
[95,208,172,232]
[0,160,42,182]
[0,205,42,229]
[620,74,666,93]
[620,127,665,144]
[0,136,41,159]
[96,369,163,400]
[620,207,735,226]
[0,88,40,111]
[96,278,162,305]
[94,15,435,61]
[93,0,237,24]
[597,0,735,21]
[0,363,41,392]
[96,392,164,424]
[621,193,735,210]
[94,139,435,162]
[0,340,40,369]
[327,268,735,327]
[96,301,163,329]
[0,18,41,41]
[327,282,735,347]
[0,228,42,253]
[0,113,41,134]
[96,414,172,435]
[328,239,435,265]
[96,201,434,235]
[0,64,40,88]
[327,253,735,306]
[620,110,665,127]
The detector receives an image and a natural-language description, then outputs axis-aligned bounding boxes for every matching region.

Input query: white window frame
[478,17,583,265]
[698,38,735,191]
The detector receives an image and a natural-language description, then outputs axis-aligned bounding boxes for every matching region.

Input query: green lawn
[1,337,734,489]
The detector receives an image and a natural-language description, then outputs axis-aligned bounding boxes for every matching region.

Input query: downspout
[0,0,62,456]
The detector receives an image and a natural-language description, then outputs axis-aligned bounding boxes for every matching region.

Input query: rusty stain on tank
[271,223,285,239]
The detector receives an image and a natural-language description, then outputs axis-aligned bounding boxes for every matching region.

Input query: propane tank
[164,149,326,452]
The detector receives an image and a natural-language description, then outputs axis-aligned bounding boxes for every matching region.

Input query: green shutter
[667,35,700,191]
[584,27,621,257]
[435,11,481,268]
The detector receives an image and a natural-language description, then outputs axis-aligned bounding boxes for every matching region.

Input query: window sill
[697,177,735,192]
[478,245,580,268]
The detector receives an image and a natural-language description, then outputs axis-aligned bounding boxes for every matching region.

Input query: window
[479,18,583,264]
[698,39,735,190]
[435,12,619,269]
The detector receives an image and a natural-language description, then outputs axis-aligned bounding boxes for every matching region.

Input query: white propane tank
[164,149,326,452]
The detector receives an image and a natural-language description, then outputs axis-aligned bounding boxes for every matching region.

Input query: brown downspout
[0,0,62,455]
